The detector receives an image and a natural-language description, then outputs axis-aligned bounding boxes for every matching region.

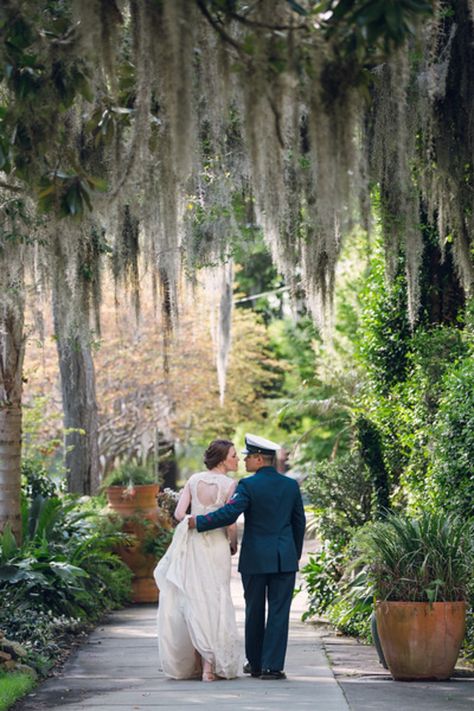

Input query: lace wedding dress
[154,472,240,679]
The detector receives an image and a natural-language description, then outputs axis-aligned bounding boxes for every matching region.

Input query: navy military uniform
[196,435,306,677]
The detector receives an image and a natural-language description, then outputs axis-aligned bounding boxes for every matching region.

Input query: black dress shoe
[243,662,261,677]
[260,670,286,680]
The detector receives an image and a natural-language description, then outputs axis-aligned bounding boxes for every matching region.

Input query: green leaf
[50,561,89,581]
[64,185,81,216]
[0,564,21,581]
[286,0,308,15]
[0,525,19,562]
[85,176,108,192]
[78,183,92,211]
[37,183,56,199]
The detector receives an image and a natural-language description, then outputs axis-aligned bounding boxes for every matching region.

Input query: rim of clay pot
[376,600,467,606]
[106,483,160,489]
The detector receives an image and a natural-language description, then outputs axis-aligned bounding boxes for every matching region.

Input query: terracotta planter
[106,484,160,516]
[375,600,467,681]
[106,484,162,603]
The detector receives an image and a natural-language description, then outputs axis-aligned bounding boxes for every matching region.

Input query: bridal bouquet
[157,488,181,527]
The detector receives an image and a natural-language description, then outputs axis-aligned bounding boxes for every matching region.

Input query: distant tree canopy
[23,276,283,469]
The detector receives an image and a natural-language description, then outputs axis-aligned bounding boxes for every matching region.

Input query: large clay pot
[106,484,162,603]
[375,600,467,681]
[106,484,160,516]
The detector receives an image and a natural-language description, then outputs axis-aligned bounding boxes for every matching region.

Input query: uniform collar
[255,466,278,475]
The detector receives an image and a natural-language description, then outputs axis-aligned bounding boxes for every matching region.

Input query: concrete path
[323,634,474,711]
[15,540,474,711]
[14,556,350,711]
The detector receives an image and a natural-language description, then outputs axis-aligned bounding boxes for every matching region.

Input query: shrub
[21,457,59,499]
[0,596,82,675]
[463,606,474,661]
[352,510,474,602]
[0,495,132,672]
[303,453,373,544]
[142,527,174,558]
[428,355,474,517]
[300,543,344,621]
[0,496,132,619]
[301,541,373,639]
[357,261,411,394]
[326,595,372,639]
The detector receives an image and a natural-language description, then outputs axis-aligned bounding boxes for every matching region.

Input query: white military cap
[242,433,281,456]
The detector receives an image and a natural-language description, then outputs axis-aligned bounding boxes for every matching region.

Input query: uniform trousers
[241,571,296,672]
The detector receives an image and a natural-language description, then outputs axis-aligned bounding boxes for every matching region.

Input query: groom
[188,433,306,680]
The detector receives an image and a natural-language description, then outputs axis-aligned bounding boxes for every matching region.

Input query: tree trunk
[54,329,100,495]
[52,272,100,495]
[0,302,25,544]
[155,434,178,490]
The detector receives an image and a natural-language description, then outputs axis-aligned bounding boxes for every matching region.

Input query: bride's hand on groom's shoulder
[188,516,196,529]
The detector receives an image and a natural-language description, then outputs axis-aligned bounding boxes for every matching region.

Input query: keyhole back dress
[154,472,240,679]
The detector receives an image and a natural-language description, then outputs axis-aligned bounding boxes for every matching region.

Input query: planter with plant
[103,465,175,603]
[354,510,473,681]
[104,463,160,515]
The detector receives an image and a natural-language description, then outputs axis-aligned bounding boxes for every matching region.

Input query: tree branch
[226,9,308,32]
[0,181,24,194]
[195,0,247,57]
[268,95,285,149]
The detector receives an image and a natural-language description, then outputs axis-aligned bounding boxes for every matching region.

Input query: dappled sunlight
[92,627,158,639]
[2,6,473,711]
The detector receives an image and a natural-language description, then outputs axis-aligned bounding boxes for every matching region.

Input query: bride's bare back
[175,471,236,519]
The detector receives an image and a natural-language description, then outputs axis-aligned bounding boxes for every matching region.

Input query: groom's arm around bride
[188,434,306,679]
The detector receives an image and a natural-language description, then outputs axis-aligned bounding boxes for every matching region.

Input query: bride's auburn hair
[204,439,234,470]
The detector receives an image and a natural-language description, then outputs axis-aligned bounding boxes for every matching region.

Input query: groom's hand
[188,516,196,529]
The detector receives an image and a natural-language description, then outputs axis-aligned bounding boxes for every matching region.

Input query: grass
[0,671,36,711]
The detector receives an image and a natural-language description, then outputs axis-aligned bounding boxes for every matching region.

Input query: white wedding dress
[154,472,240,679]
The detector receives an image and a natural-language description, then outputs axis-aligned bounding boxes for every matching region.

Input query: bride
[154,439,241,682]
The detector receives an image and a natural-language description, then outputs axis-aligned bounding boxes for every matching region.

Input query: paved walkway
[323,632,474,711]
[14,555,349,711]
[13,542,474,711]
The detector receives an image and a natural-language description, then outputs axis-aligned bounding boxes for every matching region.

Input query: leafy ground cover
[0,466,133,678]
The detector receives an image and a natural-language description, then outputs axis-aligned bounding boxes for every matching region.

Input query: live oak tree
[1,0,473,540]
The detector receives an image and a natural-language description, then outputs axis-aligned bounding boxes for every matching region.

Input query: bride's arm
[226,482,238,555]
[174,482,191,522]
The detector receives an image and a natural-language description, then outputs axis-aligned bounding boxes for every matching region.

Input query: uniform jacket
[196,466,306,575]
